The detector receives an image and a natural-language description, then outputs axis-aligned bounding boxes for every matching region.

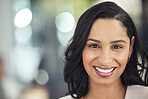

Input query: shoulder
[125,85,148,99]
[59,95,74,99]
[128,84,148,89]
[127,85,148,92]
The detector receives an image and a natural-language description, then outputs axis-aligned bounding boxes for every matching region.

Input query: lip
[94,66,117,77]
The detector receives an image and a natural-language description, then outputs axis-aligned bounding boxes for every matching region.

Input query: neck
[84,79,126,99]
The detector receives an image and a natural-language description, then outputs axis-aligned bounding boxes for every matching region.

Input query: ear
[129,36,135,57]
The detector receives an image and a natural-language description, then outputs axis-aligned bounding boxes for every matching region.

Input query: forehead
[88,18,128,40]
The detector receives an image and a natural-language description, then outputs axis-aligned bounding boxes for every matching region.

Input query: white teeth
[95,67,114,73]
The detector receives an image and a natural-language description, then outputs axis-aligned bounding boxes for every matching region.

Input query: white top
[59,85,148,99]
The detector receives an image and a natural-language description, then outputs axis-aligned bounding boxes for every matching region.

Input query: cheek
[115,51,129,67]
[82,48,97,66]
[82,48,98,77]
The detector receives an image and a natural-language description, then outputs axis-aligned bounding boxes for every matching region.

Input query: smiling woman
[60,1,148,99]
[82,19,134,86]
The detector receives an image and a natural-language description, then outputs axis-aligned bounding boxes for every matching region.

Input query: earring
[128,56,130,61]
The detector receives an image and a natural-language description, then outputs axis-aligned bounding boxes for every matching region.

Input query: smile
[94,66,117,77]
[94,66,116,73]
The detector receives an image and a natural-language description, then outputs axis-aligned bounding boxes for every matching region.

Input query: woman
[60,1,148,99]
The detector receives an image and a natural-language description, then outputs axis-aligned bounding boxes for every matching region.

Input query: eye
[89,44,100,48]
[112,45,122,49]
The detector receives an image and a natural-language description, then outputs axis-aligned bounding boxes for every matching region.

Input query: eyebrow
[87,38,126,43]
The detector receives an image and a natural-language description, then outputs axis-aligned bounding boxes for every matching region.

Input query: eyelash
[111,45,123,49]
[88,44,123,49]
[89,44,100,48]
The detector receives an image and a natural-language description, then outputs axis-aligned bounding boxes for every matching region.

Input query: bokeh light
[57,30,74,46]
[13,47,41,83]
[14,8,32,28]
[55,12,75,33]
[34,69,49,85]
[15,25,32,45]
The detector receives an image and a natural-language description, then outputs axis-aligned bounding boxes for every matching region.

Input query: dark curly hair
[64,1,148,99]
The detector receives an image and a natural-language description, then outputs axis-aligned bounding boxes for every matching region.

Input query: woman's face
[82,18,134,86]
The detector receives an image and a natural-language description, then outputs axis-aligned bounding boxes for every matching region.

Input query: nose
[97,49,113,65]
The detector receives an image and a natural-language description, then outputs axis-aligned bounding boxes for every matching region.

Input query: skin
[82,18,134,99]
[0,60,4,78]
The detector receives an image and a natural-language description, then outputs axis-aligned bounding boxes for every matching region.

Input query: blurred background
[0,0,148,99]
